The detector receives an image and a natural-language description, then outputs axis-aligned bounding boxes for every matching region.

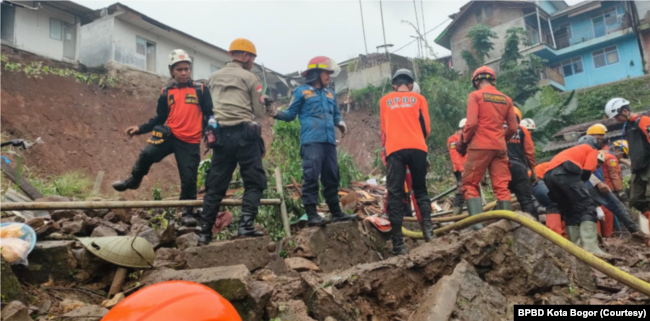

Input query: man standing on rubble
[380,69,433,255]
[447,118,467,215]
[456,66,518,230]
[198,39,270,245]
[274,56,358,227]
[506,107,538,219]
[112,49,213,228]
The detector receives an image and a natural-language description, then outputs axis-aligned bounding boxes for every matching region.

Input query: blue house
[435,1,647,92]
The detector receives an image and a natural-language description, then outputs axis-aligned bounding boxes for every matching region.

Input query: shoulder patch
[302,90,316,99]
[326,91,334,99]
[483,93,508,105]
[256,85,262,94]
[609,160,618,167]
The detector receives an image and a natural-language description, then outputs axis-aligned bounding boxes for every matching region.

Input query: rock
[103,212,118,223]
[271,300,316,321]
[51,210,79,221]
[33,220,60,238]
[411,260,507,321]
[176,233,199,250]
[1,301,31,321]
[61,219,87,236]
[75,247,109,281]
[84,209,110,218]
[12,240,78,284]
[153,248,185,268]
[101,293,124,308]
[185,236,271,271]
[232,281,273,321]
[177,226,201,236]
[112,208,132,223]
[1,216,26,224]
[285,257,321,272]
[266,253,289,276]
[157,223,177,247]
[101,220,129,235]
[25,217,46,229]
[91,225,118,237]
[35,196,71,202]
[60,299,86,313]
[62,305,108,321]
[267,242,277,253]
[83,217,102,232]
[1,258,25,303]
[136,228,161,249]
[139,265,250,300]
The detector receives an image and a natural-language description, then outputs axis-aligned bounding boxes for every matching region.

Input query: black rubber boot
[305,204,327,227]
[181,207,198,227]
[198,222,213,246]
[237,212,264,238]
[466,197,484,230]
[328,201,358,223]
[421,219,434,242]
[496,200,512,211]
[112,176,141,192]
[390,220,407,255]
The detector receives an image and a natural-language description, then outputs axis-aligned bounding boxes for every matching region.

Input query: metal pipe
[1,199,282,211]
[429,186,457,202]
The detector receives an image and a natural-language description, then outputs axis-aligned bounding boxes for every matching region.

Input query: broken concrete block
[140,265,250,300]
[184,237,271,271]
[270,300,316,321]
[61,219,87,236]
[232,281,273,321]
[1,258,25,303]
[50,210,79,221]
[112,208,132,223]
[60,299,86,313]
[266,253,289,276]
[12,240,77,284]
[285,257,321,272]
[176,233,199,250]
[136,228,161,249]
[84,209,110,218]
[62,305,108,321]
[100,220,129,235]
[91,225,118,237]
[1,301,31,321]
[153,248,185,268]
[157,223,177,248]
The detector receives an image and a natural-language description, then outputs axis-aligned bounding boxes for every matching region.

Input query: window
[210,64,220,73]
[50,19,62,40]
[136,36,156,72]
[560,57,584,77]
[136,37,146,55]
[593,46,619,68]
[592,7,620,38]
[484,4,493,18]
[1,3,15,43]
[475,10,482,23]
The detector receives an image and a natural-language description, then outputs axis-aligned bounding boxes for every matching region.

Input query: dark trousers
[386,149,431,226]
[630,165,650,213]
[200,125,267,226]
[589,188,638,232]
[301,143,340,206]
[132,135,200,200]
[453,171,464,208]
[508,161,538,218]
[544,168,597,226]
[532,180,559,214]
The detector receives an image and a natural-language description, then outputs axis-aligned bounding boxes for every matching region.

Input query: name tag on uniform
[302,90,316,99]
[483,93,507,105]
[185,93,198,104]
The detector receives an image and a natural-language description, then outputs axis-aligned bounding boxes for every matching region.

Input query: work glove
[617,191,629,204]
[596,206,605,221]
[596,182,610,195]
[530,170,539,186]
[336,121,348,138]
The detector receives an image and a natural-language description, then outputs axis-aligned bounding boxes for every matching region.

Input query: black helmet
[577,135,601,149]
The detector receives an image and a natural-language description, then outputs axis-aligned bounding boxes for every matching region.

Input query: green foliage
[520,87,578,147]
[337,150,362,188]
[197,158,211,187]
[270,119,303,184]
[462,24,498,68]
[498,28,546,103]
[1,57,120,88]
[29,171,93,199]
[569,76,650,123]
[152,187,162,201]
[349,82,392,114]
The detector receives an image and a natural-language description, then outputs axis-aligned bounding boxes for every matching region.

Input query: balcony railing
[540,67,565,87]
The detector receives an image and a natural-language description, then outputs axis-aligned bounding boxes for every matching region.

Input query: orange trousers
[545,213,567,238]
[462,149,512,201]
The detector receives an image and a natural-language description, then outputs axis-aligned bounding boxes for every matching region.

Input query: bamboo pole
[1,199,282,211]
[274,167,292,237]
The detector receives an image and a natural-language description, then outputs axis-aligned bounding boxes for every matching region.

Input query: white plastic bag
[1,238,31,265]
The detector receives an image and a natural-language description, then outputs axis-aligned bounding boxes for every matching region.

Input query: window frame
[592,46,619,69]
[559,56,584,77]
[475,10,482,23]
[50,19,63,41]
[592,7,621,38]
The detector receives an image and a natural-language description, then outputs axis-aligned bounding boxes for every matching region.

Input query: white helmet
[458,118,467,129]
[520,118,536,131]
[168,49,192,73]
[604,98,630,119]
[412,82,421,94]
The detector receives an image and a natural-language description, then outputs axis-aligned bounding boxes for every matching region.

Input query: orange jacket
[547,144,600,173]
[463,86,518,151]
[602,152,623,191]
[630,115,650,143]
[447,132,467,172]
[535,162,550,179]
[380,91,431,157]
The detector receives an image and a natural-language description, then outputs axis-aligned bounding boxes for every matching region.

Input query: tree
[461,24,497,70]
[498,27,546,103]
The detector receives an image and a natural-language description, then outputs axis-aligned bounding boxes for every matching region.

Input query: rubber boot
[198,222,213,246]
[421,219,433,242]
[328,201,358,223]
[305,204,326,227]
[390,221,407,255]
[580,221,612,258]
[566,225,581,244]
[452,207,463,216]
[466,197,484,230]
[545,214,566,238]
[181,207,198,227]
[496,200,512,210]
[112,176,141,192]
[237,212,264,238]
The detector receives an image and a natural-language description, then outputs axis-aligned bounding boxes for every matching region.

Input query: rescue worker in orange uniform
[506,107,538,218]
[531,162,566,237]
[380,69,433,255]
[113,49,213,227]
[544,135,610,256]
[457,66,518,230]
[447,118,467,215]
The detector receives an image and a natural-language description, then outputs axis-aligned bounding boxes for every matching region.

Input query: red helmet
[301,56,341,78]
[472,66,496,88]
[101,281,241,321]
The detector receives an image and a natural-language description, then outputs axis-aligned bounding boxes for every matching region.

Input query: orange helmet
[513,106,522,121]
[301,56,341,78]
[101,281,241,321]
[472,66,496,88]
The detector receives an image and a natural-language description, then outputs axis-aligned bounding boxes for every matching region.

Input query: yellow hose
[403,199,505,222]
[402,210,650,297]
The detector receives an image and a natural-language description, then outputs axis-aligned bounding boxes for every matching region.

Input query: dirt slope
[337,108,382,175]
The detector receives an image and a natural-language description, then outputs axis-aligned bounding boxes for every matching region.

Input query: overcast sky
[76,0,583,74]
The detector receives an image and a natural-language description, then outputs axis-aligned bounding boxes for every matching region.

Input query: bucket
[0,222,37,254]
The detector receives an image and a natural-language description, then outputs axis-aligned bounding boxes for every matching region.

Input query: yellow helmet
[612,140,629,156]
[586,123,607,136]
[229,38,257,56]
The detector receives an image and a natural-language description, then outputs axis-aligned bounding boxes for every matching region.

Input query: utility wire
[392,17,451,54]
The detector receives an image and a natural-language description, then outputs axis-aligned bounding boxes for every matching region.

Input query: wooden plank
[275,168,291,237]
[1,162,43,200]
[92,171,105,195]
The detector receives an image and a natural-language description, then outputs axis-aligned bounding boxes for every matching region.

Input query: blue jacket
[275,85,342,146]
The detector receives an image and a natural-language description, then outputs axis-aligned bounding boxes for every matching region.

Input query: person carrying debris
[506,107,538,219]
[198,38,270,244]
[447,118,467,215]
[456,66,518,230]
[531,162,566,238]
[112,49,213,228]
[274,56,358,227]
[543,135,610,257]
[379,69,433,255]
